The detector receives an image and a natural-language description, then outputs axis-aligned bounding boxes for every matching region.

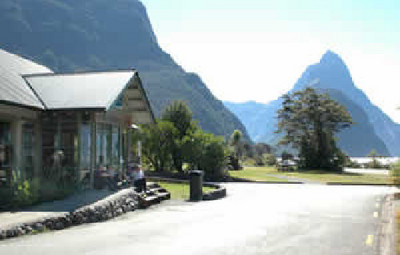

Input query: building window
[80,123,91,170]
[96,123,112,167]
[41,112,78,180]
[96,123,120,170]
[0,122,11,187]
[22,123,34,179]
[112,126,120,169]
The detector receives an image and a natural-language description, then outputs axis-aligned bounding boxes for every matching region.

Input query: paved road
[0,184,396,255]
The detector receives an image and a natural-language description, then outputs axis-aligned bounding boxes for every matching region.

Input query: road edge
[378,193,396,255]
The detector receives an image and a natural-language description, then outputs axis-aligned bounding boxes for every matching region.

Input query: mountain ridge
[225,50,395,156]
[0,0,249,140]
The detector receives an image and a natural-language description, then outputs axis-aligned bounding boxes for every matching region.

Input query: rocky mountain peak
[319,50,345,66]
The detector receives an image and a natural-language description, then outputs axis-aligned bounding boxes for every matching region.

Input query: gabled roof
[0,48,154,124]
[0,49,52,109]
[24,70,136,110]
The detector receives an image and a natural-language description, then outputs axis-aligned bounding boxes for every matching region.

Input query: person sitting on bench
[130,164,146,193]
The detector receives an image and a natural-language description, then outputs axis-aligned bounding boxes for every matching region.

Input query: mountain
[223,101,276,142]
[225,50,394,156]
[0,0,249,140]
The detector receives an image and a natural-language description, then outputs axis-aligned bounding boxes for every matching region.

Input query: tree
[366,149,383,169]
[229,130,243,170]
[161,100,195,172]
[141,121,177,172]
[254,143,272,157]
[182,129,227,179]
[276,87,353,170]
[367,149,378,159]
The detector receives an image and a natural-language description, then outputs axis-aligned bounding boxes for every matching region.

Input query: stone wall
[0,188,141,240]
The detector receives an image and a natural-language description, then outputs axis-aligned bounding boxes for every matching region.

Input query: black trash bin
[189,170,203,201]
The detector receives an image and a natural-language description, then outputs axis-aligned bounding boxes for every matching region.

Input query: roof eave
[0,100,44,111]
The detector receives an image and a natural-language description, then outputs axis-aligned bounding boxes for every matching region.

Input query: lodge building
[0,49,155,188]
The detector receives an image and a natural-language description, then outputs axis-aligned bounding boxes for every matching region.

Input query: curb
[227,176,303,184]
[147,176,227,201]
[326,182,394,186]
[202,183,226,201]
[378,194,396,255]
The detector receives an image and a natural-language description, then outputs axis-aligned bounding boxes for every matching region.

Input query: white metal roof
[0,49,52,109]
[25,70,136,110]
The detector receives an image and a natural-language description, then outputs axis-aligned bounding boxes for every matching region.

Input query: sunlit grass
[229,166,289,182]
[230,166,391,184]
[156,181,215,200]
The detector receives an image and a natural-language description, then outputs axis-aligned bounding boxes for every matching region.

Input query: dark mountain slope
[324,89,389,156]
[0,0,249,139]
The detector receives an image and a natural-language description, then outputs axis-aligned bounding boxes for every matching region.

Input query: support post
[90,113,96,189]
[34,116,42,180]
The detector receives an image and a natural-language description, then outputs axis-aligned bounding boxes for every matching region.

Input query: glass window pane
[80,123,91,170]
[112,126,119,168]
[0,122,11,187]
[22,123,34,179]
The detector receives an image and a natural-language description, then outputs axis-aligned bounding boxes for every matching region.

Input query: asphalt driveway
[0,183,395,255]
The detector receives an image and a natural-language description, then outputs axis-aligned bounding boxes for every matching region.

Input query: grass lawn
[155,181,215,200]
[229,167,290,182]
[230,166,392,185]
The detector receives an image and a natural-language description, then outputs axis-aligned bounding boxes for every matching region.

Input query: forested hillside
[0,0,249,140]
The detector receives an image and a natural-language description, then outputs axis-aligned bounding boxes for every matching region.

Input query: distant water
[350,157,399,164]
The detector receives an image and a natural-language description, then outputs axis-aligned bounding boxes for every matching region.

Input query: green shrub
[200,136,227,178]
[264,154,277,166]
[183,129,228,179]
[254,156,265,166]
[1,169,77,210]
[9,171,40,208]
[391,160,400,186]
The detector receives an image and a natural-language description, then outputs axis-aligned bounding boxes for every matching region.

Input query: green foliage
[231,130,242,146]
[141,121,177,171]
[0,171,41,209]
[141,102,228,180]
[365,159,385,169]
[277,87,353,170]
[228,130,243,170]
[265,154,277,166]
[10,171,37,208]
[161,101,196,172]
[343,156,361,168]
[162,100,193,139]
[365,149,385,169]
[234,142,274,167]
[367,149,378,158]
[254,143,272,157]
[183,129,227,178]
[0,169,77,209]
[391,160,400,186]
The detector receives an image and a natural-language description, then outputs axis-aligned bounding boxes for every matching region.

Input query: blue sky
[141,0,400,122]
